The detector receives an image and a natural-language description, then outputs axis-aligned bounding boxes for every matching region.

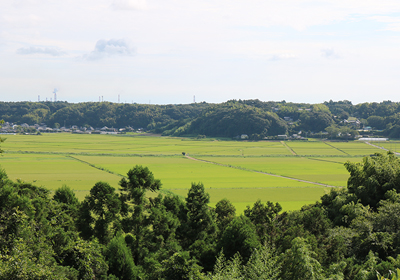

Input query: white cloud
[83,39,135,60]
[370,15,400,31]
[269,53,297,61]
[16,46,66,56]
[111,0,147,10]
[321,48,340,59]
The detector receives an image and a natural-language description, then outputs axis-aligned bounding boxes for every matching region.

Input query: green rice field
[0,153,122,200]
[372,141,400,154]
[194,156,355,187]
[0,133,387,213]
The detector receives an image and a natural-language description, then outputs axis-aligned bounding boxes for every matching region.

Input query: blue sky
[1,0,400,105]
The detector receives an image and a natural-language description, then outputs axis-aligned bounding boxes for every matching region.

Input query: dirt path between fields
[323,142,350,156]
[364,141,400,155]
[185,155,338,188]
[68,155,125,178]
[280,141,297,155]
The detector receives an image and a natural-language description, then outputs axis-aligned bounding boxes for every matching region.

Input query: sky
[1,0,400,105]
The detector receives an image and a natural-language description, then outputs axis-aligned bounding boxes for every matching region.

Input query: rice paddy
[0,133,387,212]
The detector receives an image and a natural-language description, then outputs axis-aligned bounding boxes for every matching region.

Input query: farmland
[0,133,392,213]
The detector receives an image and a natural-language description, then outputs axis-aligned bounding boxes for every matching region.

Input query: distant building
[344,117,361,128]
[359,137,387,141]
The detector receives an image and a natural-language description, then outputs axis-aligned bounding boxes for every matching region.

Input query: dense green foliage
[3,154,400,279]
[0,119,4,153]
[5,99,400,137]
[174,103,287,138]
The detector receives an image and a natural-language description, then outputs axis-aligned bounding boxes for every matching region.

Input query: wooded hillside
[2,99,400,138]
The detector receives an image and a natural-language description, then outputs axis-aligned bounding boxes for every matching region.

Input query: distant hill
[2,99,400,138]
[169,102,287,139]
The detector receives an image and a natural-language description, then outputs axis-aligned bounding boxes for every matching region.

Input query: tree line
[3,99,400,138]
[2,153,400,279]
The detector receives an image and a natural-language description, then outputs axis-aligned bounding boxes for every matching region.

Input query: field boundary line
[165,186,327,190]
[306,157,345,165]
[281,141,297,155]
[323,142,349,156]
[4,150,185,157]
[4,150,365,158]
[67,155,125,178]
[185,155,338,188]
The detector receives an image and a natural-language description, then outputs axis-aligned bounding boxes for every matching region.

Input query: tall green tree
[140,194,183,278]
[218,215,261,263]
[207,243,280,280]
[215,198,236,235]
[119,165,162,264]
[184,182,218,271]
[53,185,80,218]
[206,252,244,280]
[159,251,204,280]
[244,200,282,244]
[61,238,108,280]
[244,244,281,280]
[77,182,121,244]
[281,237,324,280]
[146,195,181,253]
[105,234,138,280]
